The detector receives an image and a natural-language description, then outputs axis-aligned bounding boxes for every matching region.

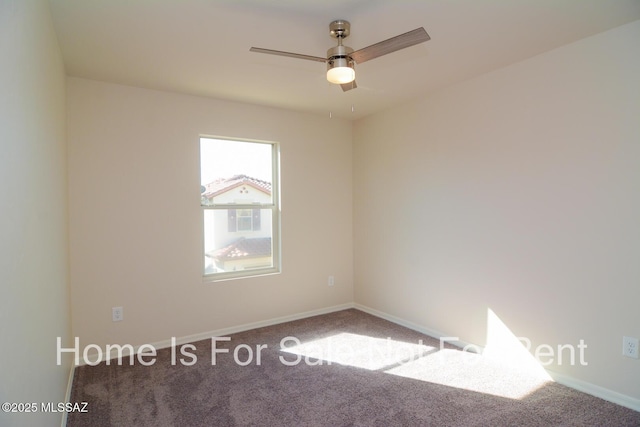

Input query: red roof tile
[202,175,271,199]
[209,237,272,260]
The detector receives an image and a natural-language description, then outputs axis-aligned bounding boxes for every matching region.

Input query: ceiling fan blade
[250,47,327,63]
[350,27,430,64]
[341,80,357,92]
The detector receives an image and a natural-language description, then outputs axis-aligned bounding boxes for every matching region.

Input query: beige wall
[5,1,637,414]
[67,78,353,348]
[0,0,71,425]
[354,20,640,400]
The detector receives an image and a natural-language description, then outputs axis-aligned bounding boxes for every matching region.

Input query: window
[229,208,260,232]
[200,137,280,280]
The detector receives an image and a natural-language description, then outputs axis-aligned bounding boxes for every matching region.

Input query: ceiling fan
[250,20,430,92]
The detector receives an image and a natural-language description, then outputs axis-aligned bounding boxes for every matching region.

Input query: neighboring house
[201,175,272,273]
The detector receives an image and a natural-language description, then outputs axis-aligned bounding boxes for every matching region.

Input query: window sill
[202,268,281,283]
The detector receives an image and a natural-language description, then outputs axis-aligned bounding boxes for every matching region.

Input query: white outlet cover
[112,306,123,322]
[622,336,639,359]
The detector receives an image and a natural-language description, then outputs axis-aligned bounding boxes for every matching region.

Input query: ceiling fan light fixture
[327,57,355,84]
[250,19,430,92]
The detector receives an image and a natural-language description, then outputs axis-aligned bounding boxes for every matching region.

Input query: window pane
[204,208,274,275]
[200,138,273,205]
[200,137,279,280]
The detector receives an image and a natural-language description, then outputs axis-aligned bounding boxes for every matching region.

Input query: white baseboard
[547,370,640,412]
[78,302,355,366]
[354,303,480,351]
[355,303,640,413]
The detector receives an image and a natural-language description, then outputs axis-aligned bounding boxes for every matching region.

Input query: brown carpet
[67,309,640,426]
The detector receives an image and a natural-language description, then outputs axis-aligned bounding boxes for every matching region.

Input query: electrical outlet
[112,306,124,322]
[622,336,639,359]
[328,276,335,286]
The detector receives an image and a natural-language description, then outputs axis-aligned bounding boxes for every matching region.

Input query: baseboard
[547,370,640,412]
[353,303,480,351]
[78,302,355,366]
[159,302,356,350]
[355,303,640,413]
[61,364,75,427]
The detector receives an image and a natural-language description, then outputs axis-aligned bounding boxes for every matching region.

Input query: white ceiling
[49,0,640,120]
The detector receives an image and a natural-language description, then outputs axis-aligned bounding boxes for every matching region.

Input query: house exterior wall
[206,208,273,252]
[207,185,272,247]
[204,185,273,273]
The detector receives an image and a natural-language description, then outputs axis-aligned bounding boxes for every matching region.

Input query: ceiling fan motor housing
[327,44,355,82]
[327,45,354,63]
[329,20,350,39]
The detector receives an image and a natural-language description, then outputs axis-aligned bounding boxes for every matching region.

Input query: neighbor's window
[200,137,280,281]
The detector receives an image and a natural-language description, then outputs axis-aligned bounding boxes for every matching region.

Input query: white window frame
[200,136,281,282]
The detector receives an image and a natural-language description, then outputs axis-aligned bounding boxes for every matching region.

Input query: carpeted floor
[67,309,640,426]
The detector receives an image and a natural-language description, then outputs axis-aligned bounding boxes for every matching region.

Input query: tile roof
[201,174,271,199]
[208,237,272,261]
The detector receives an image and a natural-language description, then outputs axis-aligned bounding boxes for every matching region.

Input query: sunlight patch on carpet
[385,308,553,400]
[385,348,552,400]
[280,323,553,400]
[280,332,436,370]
